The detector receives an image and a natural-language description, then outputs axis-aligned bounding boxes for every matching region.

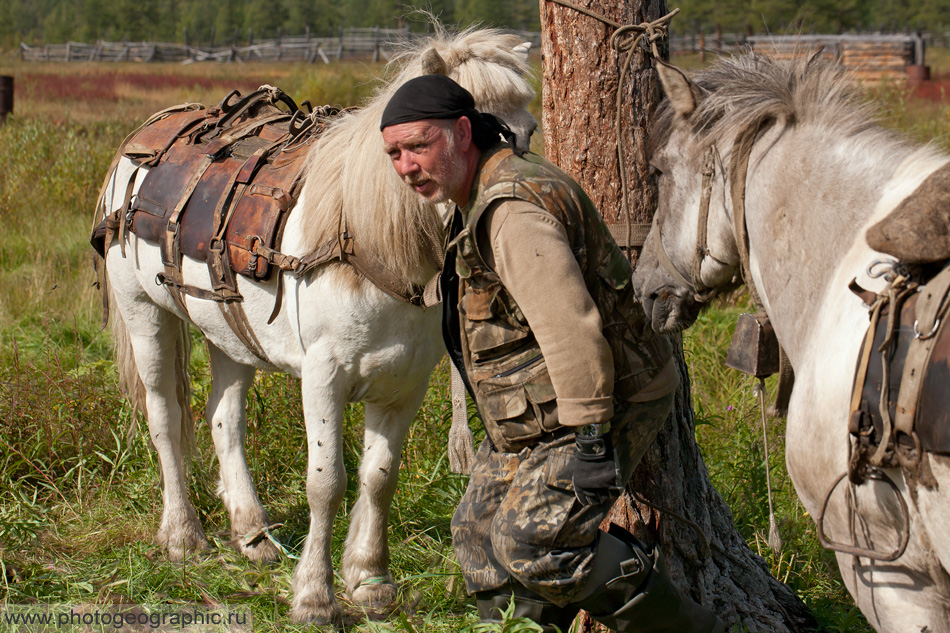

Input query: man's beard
[404,132,467,204]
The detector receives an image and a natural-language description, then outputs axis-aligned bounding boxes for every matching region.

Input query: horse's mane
[297,24,534,291]
[650,52,890,160]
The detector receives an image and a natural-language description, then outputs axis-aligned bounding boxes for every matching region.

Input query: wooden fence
[20,28,412,64]
[669,32,929,81]
[19,28,544,64]
[19,29,936,82]
[747,34,925,81]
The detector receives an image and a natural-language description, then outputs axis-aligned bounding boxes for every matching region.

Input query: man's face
[382,120,467,204]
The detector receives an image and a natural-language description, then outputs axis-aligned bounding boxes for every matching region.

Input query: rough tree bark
[539,1,819,631]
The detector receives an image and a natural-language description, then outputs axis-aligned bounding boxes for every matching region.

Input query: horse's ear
[513,42,531,62]
[656,59,701,118]
[421,48,448,75]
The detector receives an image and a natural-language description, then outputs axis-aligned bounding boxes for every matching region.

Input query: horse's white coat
[98,28,535,624]
[636,55,950,632]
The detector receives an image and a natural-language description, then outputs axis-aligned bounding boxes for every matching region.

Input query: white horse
[94,28,536,625]
[633,54,950,632]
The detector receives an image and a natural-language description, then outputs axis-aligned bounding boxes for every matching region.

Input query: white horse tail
[108,281,195,459]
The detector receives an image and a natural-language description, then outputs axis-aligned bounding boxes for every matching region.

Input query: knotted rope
[544,1,679,258]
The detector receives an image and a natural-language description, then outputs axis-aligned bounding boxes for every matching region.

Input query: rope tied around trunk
[544,0,679,259]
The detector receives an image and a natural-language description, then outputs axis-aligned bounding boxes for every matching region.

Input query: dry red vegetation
[911,72,950,101]
[16,70,268,104]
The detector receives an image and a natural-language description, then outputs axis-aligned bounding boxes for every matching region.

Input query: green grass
[2,55,948,632]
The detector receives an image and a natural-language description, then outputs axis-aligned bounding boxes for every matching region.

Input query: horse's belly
[111,236,303,372]
[292,276,445,403]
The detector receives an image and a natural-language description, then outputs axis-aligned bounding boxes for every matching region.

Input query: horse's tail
[105,270,195,460]
[94,150,195,460]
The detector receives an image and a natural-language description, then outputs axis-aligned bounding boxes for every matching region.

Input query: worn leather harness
[92,86,442,364]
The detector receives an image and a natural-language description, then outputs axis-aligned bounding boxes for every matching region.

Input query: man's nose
[396,152,419,176]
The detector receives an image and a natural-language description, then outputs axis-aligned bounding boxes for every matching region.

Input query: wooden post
[0,76,13,123]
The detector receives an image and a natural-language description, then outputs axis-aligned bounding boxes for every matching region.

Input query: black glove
[572,423,621,507]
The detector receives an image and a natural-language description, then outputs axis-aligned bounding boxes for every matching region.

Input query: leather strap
[729,118,771,309]
[692,146,717,288]
[728,117,798,416]
[894,264,950,441]
[219,299,270,364]
[156,273,241,302]
[117,168,138,257]
[161,154,215,314]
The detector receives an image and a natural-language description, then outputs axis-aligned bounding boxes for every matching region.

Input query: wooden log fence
[667,32,932,82]
[19,29,936,81]
[19,28,544,65]
[19,27,414,64]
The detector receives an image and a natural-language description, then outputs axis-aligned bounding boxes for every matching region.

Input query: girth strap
[295,233,440,308]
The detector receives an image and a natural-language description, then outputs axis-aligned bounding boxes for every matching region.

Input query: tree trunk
[539,1,819,631]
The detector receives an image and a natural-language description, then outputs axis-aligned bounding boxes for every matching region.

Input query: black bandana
[380,74,478,130]
[380,74,522,154]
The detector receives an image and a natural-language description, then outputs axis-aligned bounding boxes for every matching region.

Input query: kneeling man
[381,73,723,633]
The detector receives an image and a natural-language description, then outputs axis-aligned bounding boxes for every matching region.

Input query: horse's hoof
[239,538,281,563]
[157,524,208,562]
[164,539,209,562]
[289,602,343,626]
[350,579,397,609]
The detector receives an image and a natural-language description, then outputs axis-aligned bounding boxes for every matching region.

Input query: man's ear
[455,116,474,152]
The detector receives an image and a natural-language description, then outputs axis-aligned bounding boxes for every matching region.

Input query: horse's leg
[290,348,347,624]
[343,380,429,609]
[205,343,280,562]
[823,474,950,633]
[113,295,206,560]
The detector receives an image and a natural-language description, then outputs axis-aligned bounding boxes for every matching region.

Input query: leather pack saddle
[91,87,349,361]
[92,86,442,363]
[849,261,950,492]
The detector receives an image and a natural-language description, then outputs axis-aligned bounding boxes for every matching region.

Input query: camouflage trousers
[450,393,675,607]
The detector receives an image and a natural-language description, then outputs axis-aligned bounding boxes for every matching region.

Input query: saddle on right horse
[849,261,950,491]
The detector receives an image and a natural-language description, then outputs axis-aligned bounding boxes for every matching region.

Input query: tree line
[1,0,541,49]
[675,0,949,35]
[3,0,947,50]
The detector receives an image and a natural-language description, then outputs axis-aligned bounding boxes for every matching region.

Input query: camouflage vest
[449,146,672,452]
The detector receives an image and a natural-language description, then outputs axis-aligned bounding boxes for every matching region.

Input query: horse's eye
[649,163,664,178]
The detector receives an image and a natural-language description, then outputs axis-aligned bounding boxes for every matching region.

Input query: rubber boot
[476,583,580,633]
[572,525,725,633]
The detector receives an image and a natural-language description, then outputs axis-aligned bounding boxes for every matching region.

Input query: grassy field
[0,50,948,632]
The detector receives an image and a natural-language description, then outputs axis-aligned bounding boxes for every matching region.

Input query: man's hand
[573,422,620,506]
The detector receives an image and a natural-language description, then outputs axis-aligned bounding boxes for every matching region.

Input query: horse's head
[394,28,537,152]
[633,61,742,333]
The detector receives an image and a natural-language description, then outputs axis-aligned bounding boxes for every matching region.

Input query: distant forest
[3,0,948,49]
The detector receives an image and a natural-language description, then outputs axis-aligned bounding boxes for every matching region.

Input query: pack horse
[91,28,536,624]
[634,53,950,632]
